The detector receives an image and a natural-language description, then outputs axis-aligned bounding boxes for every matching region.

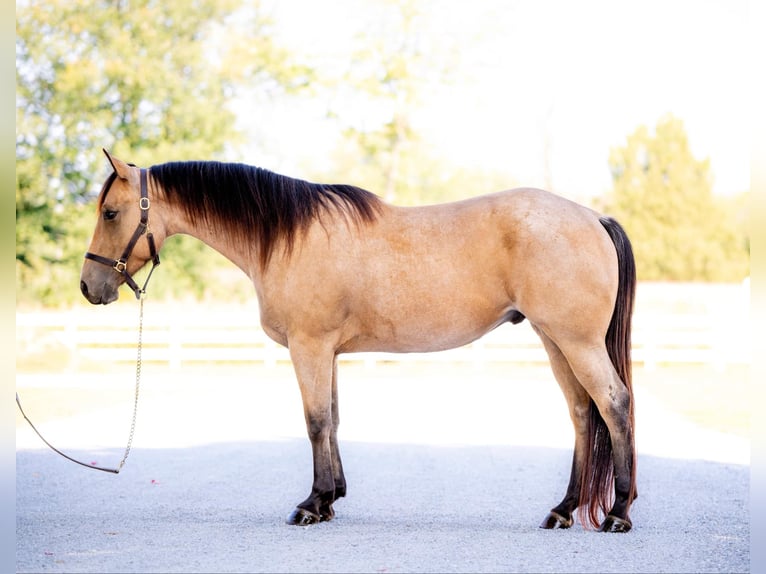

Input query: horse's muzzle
[80,279,119,305]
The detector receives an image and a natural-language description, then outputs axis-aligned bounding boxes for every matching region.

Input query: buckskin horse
[80,149,637,532]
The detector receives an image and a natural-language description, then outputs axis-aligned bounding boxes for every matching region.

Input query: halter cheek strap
[84,168,161,299]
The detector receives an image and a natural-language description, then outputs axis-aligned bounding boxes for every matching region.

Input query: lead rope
[16,294,145,474]
[116,292,144,471]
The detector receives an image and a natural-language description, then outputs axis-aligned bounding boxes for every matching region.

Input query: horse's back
[376,187,616,290]
[285,187,619,354]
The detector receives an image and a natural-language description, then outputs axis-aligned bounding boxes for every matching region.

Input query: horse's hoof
[539,511,573,529]
[319,505,335,522]
[598,515,632,533]
[286,508,321,526]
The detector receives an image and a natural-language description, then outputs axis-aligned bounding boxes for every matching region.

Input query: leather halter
[84,168,160,299]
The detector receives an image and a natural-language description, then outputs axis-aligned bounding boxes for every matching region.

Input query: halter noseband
[84,168,161,299]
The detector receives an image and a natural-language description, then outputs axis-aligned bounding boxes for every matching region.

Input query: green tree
[16,0,310,306]
[322,0,513,207]
[327,0,458,205]
[601,115,749,282]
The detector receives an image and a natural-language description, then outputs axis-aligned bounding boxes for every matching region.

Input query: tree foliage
[16,0,309,306]
[326,0,466,205]
[17,3,748,309]
[600,115,749,282]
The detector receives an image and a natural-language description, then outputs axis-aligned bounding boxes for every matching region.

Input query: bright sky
[244,0,750,199]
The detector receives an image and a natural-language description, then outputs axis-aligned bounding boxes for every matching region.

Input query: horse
[80,149,637,532]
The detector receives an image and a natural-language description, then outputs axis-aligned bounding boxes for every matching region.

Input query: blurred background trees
[599,115,749,282]
[316,0,512,208]
[16,0,309,305]
[16,0,750,307]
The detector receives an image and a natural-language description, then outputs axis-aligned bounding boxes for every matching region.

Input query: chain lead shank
[16,294,146,474]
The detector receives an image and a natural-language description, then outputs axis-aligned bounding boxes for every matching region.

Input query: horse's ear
[102,148,132,180]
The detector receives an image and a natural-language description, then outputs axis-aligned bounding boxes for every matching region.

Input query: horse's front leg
[286,341,344,525]
[329,357,347,501]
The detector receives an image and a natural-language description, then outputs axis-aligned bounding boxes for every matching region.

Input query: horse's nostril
[80,280,88,296]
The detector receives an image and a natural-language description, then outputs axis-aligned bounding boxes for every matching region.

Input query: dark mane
[96,171,118,209]
[148,161,382,268]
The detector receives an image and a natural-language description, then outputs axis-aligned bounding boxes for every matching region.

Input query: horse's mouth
[80,280,119,305]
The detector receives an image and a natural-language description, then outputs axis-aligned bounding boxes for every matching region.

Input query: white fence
[16,282,750,372]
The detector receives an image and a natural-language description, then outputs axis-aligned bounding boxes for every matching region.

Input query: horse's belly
[345,307,516,354]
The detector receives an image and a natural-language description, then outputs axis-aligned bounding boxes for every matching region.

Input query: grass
[16,359,750,440]
[16,386,136,425]
[633,364,750,438]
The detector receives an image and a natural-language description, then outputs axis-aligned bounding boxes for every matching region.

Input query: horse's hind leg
[561,341,636,532]
[286,341,345,525]
[534,326,591,529]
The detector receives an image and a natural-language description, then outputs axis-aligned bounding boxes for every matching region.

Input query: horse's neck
[162,204,261,281]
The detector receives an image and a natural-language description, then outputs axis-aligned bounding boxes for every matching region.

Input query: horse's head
[80,149,162,304]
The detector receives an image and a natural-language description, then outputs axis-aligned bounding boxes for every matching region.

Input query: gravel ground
[16,367,750,573]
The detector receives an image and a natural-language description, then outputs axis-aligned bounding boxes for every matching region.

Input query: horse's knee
[306,413,332,442]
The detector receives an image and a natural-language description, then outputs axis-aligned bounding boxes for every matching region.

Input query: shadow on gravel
[17,440,749,573]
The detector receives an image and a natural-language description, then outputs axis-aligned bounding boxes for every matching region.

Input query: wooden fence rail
[17,288,749,372]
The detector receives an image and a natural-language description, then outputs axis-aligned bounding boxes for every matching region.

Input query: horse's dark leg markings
[329,357,347,502]
[286,341,339,525]
[597,391,634,533]
[533,326,589,529]
[565,347,635,532]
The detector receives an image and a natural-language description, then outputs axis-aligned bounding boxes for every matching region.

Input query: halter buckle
[113,260,127,273]
[139,197,150,210]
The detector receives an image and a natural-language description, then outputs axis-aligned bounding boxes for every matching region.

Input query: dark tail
[579,216,637,528]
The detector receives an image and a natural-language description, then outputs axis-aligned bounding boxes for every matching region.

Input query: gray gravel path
[16,442,749,573]
[16,370,749,573]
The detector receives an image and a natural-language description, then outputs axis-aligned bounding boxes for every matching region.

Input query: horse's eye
[103,210,118,221]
